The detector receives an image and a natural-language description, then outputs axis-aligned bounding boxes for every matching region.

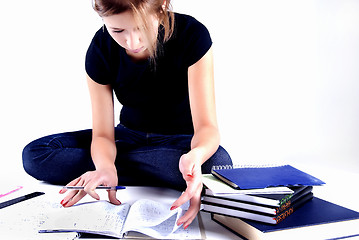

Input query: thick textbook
[202,192,313,224]
[212,197,359,240]
[211,164,325,189]
[39,199,201,239]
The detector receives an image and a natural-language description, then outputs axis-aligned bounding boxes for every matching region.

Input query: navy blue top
[85,13,212,134]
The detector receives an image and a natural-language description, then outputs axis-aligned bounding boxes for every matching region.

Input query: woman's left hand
[171,150,203,229]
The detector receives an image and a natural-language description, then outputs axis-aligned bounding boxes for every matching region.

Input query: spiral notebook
[211,164,325,190]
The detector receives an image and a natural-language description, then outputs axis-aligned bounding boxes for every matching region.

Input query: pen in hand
[62,186,126,190]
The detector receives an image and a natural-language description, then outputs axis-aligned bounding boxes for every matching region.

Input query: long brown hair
[92,0,174,60]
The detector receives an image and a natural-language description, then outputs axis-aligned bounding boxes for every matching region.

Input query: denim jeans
[22,124,232,191]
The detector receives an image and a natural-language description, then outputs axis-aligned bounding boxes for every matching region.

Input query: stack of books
[201,164,359,239]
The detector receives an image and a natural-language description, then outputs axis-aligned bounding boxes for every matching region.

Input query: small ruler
[0,192,45,209]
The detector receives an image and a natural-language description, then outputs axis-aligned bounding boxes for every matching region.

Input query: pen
[63,186,126,190]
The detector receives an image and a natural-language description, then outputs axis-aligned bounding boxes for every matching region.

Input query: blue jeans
[22,124,232,190]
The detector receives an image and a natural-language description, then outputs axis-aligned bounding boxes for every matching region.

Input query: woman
[22,0,232,228]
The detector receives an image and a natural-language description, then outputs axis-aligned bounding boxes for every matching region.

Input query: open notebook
[39,199,202,239]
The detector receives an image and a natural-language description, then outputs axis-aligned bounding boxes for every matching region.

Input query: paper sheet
[123,199,201,239]
[41,200,128,238]
[0,193,78,240]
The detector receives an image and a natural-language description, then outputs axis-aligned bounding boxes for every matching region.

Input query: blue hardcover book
[211,165,325,189]
[212,197,359,240]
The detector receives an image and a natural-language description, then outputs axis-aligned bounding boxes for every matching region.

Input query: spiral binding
[211,164,286,171]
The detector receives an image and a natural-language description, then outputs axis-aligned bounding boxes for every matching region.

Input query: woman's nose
[126,30,141,50]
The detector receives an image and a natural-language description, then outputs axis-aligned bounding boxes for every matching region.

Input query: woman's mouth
[129,47,144,54]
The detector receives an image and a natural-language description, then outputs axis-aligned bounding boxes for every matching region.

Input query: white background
[1,0,358,178]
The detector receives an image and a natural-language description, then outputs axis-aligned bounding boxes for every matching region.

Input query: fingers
[177,202,200,227]
[60,177,88,207]
[171,178,203,229]
[59,170,122,207]
[108,190,122,205]
[60,174,102,207]
[59,177,82,194]
[186,163,195,178]
[175,187,202,229]
[171,167,202,209]
[84,184,101,201]
[171,176,199,208]
[171,191,189,211]
[179,154,195,178]
[61,188,122,208]
[61,190,87,207]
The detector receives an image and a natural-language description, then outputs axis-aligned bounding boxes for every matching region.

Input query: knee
[210,145,233,166]
[215,146,232,164]
[202,146,232,174]
[22,139,44,180]
[22,136,60,182]
[22,131,94,185]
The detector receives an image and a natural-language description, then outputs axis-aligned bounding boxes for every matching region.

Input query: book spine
[276,200,292,213]
[277,186,313,211]
[278,193,293,207]
[274,193,313,223]
[211,170,239,189]
[275,206,295,223]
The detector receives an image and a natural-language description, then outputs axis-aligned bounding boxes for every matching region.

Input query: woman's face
[103,11,159,60]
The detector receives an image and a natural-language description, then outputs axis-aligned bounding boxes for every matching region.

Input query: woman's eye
[113,30,124,34]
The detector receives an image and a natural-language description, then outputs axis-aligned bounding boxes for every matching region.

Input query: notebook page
[122,199,184,238]
[40,200,129,237]
[0,193,78,240]
[125,214,202,239]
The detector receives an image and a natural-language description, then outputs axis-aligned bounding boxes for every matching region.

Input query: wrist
[95,162,117,172]
[189,147,206,165]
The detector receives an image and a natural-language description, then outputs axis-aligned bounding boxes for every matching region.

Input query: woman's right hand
[59,167,122,207]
